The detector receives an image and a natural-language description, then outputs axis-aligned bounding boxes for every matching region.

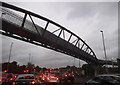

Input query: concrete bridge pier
[117,58,120,73]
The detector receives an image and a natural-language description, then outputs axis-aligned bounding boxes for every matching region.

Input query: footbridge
[0,2,116,65]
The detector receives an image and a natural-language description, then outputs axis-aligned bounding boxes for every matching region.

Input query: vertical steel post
[42,21,49,37]
[68,34,72,42]
[7,42,13,72]
[21,13,27,28]
[100,30,108,73]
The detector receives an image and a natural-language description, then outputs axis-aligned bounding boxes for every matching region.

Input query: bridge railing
[1,2,97,59]
[1,7,41,34]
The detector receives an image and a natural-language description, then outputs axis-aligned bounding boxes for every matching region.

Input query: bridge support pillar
[117,58,120,73]
[82,64,102,77]
[94,65,102,76]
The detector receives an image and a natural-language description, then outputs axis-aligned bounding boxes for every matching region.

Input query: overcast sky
[1,0,119,68]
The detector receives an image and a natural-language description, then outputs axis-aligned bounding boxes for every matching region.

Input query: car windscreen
[99,76,120,83]
[18,75,34,80]
[110,76,120,81]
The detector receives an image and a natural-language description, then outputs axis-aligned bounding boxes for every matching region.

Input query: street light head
[100,30,103,32]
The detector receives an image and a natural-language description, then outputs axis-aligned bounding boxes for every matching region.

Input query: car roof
[97,74,120,77]
[18,74,34,76]
[16,74,34,79]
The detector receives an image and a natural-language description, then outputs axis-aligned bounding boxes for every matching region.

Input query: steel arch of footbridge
[0,2,108,65]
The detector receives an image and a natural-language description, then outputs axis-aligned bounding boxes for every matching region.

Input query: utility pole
[7,42,13,72]
[79,59,81,68]
[73,57,75,66]
[31,56,33,64]
[100,30,108,73]
[29,53,31,63]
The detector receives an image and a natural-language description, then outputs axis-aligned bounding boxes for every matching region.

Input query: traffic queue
[0,69,75,85]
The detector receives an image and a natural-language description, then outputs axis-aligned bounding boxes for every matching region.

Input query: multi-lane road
[36,83,84,85]
[36,76,87,85]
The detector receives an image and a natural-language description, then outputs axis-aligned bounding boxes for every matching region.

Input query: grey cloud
[31,50,84,68]
[85,25,118,60]
[2,35,76,68]
[66,2,117,20]
[1,2,118,67]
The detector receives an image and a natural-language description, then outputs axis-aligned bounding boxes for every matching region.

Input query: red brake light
[26,70,29,73]
[42,78,45,80]
[0,78,2,82]
[10,78,13,81]
[3,70,8,73]
[47,77,50,80]
[57,77,59,80]
[24,70,26,73]
[51,76,54,78]
[39,75,42,78]
[13,82,16,85]
[14,75,17,78]
[72,75,74,77]
[32,81,35,84]
[65,74,67,77]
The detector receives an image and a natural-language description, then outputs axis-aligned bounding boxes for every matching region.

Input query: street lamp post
[73,57,75,66]
[100,30,108,73]
[7,42,13,72]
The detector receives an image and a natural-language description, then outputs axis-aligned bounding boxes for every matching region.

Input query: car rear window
[18,76,34,79]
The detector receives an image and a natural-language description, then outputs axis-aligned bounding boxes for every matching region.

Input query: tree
[35,65,41,72]
[9,61,18,73]
[18,65,26,74]
[26,62,35,73]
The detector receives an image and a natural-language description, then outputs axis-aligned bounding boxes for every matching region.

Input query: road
[36,83,83,85]
[36,80,84,85]
[36,79,84,85]
[36,76,86,85]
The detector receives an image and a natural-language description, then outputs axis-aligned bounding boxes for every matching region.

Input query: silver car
[12,74,37,85]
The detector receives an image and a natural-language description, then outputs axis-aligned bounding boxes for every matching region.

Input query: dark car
[59,72,75,83]
[0,72,14,85]
[39,73,45,81]
[0,72,8,85]
[12,74,36,85]
[43,73,59,84]
[84,74,120,85]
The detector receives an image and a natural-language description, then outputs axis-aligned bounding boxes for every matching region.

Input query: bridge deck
[0,2,116,65]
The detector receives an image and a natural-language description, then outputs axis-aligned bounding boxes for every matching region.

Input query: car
[44,73,59,84]
[7,73,14,84]
[8,74,18,84]
[59,72,75,83]
[54,72,62,82]
[39,73,46,82]
[114,74,120,77]
[0,72,14,85]
[0,72,8,85]
[84,74,120,85]
[12,74,37,85]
